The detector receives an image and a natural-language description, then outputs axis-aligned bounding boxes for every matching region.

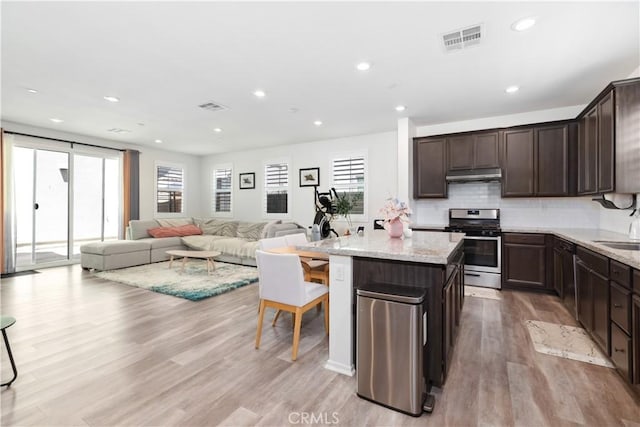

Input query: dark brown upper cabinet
[536,123,575,196]
[578,107,598,194]
[598,91,614,193]
[501,128,534,196]
[578,90,614,195]
[502,122,574,197]
[447,131,499,171]
[577,79,640,195]
[414,137,447,198]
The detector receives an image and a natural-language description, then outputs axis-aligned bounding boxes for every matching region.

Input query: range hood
[446,167,502,183]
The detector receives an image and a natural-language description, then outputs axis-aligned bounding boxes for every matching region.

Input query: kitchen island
[296,230,465,387]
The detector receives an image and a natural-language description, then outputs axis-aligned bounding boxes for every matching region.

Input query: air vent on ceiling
[198,101,228,112]
[107,128,131,134]
[442,24,482,52]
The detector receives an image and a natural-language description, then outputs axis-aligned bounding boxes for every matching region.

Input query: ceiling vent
[442,24,482,52]
[107,128,131,134]
[198,101,228,112]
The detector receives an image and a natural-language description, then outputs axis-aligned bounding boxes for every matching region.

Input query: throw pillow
[148,224,203,238]
[195,219,238,236]
[236,221,267,241]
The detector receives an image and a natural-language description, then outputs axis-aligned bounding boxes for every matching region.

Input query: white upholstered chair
[254,250,329,361]
[258,236,288,251]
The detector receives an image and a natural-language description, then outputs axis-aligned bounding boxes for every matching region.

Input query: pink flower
[379,197,412,224]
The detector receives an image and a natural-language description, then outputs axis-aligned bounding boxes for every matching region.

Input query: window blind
[156,165,183,213]
[213,168,232,213]
[265,163,288,214]
[333,156,365,214]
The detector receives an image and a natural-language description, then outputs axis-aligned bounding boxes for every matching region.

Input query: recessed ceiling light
[512,17,536,32]
[214,128,222,133]
[395,105,407,112]
[103,96,120,103]
[356,62,371,71]
[505,85,520,94]
[27,88,38,93]
[313,120,323,126]
[50,118,63,123]
[253,90,266,98]
[155,139,163,144]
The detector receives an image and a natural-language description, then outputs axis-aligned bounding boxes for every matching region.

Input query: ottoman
[80,240,150,271]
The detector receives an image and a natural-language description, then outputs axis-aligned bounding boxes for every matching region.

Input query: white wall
[599,194,639,234]
[1,121,204,219]
[200,131,397,234]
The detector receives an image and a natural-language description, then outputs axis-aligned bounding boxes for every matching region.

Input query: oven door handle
[462,235,501,241]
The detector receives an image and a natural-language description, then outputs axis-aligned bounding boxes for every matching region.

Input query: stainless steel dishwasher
[356,283,432,416]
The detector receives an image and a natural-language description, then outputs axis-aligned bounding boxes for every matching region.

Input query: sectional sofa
[80,217,305,271]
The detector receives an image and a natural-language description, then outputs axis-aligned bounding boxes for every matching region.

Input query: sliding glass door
[72,155,119,257]
[15,147,70,267]
[13,144,120,270]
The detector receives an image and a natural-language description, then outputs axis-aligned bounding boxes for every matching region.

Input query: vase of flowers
[379,197,412,238]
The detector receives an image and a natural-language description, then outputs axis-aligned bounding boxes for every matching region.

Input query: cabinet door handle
[464,273,481,277]
[614,347,625,353]
[613,304,622,308]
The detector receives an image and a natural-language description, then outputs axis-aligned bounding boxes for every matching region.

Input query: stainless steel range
[445,208,501,289]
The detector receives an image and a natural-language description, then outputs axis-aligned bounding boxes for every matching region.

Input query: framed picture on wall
[299,167,320,187]
[239,172,255,189]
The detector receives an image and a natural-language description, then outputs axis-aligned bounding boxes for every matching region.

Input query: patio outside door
[15,147,70,268]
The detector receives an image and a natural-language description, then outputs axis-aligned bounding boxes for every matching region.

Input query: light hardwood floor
[1,265,639,426]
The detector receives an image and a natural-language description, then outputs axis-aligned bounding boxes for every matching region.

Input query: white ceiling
[2,1,639,155]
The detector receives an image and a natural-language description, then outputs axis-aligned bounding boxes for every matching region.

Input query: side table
[1,316,17,387]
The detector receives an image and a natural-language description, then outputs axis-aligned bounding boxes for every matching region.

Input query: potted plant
[334,191,361,235]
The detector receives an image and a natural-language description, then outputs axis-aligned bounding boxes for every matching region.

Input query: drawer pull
[614,347,625,353]
[613,304,623,309]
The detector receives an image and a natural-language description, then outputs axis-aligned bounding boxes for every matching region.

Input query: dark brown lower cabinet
[611,322,632,382]
[502,233,549,291]
[443,250,463,380]
[352,247,464,388]
[632,293,640,390]
[443,272,455,374]
[592,272,610,354]
[576,258,594,331]
[575,247,610,354]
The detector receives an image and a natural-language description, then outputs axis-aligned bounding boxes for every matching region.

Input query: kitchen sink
[592,240,640,251]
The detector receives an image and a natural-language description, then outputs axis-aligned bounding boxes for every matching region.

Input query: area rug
[525,320,613,368]
[94,260,258,301]
[464,285,502,300]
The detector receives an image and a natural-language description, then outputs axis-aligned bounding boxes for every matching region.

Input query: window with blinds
[264,162,289,214]
[213,167,232,214]
[332,156,365,215]
[156,164,184,213]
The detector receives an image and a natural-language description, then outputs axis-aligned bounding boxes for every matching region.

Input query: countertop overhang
[294,230,464,265]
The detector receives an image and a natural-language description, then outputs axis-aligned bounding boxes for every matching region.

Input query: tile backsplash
[413,182,603,229]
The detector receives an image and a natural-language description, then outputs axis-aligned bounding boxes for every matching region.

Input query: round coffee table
[166,250,221,275]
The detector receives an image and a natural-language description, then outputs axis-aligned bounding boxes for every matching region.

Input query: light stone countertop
[502,227,640,270]
[294,230,464,265]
